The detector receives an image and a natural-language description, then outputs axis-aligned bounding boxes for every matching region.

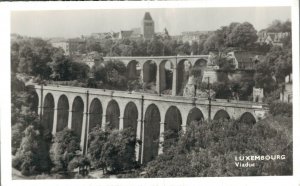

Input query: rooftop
[143,12,153,21]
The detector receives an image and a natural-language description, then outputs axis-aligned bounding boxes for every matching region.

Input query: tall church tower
[142,12,155,40]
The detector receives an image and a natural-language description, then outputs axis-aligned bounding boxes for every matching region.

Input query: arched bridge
[31,84,268,164]
[103,55,212,96]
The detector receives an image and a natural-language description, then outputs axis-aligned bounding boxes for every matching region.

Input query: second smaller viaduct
[103,55,213,96]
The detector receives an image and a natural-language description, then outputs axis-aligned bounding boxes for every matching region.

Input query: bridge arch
[127,60,141,81]
[106,99,120,130]
[239,112,256,124]
[143,104,161,164]
[42,93,55,132]
[159,60,173,94]
[123,102,138,134]
[164,106,182,140]
[193,59,208,81]
[71,96,84,138]
[143,60,157,84]
[56,95,69,132]
[194,58,208,68]
[213,109,230,121]
[89,98,102,132]
[187,107,204,125]
[177,59,192,95]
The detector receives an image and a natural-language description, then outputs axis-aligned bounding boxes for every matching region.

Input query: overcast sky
[11,7,291,38]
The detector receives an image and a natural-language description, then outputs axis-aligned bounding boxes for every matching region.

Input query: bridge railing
[103,55,210,60]
[31,83,268,108]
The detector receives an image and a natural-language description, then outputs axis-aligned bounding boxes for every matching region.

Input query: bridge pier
[101,114,106,130]
[139,65,144,85]
[158,122,165,154]
[135,119,142,162]
[156,65,160,94]
[80,112,87,151]
[67,110,72,129]
[172,66,177,96]
[140,119,145,165]
[52,108,58,135]
[119,116,124,130]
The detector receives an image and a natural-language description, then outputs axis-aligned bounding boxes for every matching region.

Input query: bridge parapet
[34,84,268,109]
[103,55,210,61]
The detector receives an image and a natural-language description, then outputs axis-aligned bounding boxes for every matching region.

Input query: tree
[92,64,106,83]
[88,127,138,174]
[254,45,292,94]
[204,26,227,53]
[269,102,292,117]
[105,60,127,88]
[49,128,81,173]
[218,57,236,72]
[11,42,20,73]
[48,49,90,81]
[226,22,258,49]
[87,125,109,171]
[48,55,72,81]
[135,39,148,56]
[69,62,90,80]
[147,35,164,56]
[100,128,137,173]
[16,38,53,80]
[17,45,34,74]
[12,125,52,176]
[212,82,232,99]
[175,41,191,55]
[254,59,277,94]
[190,41,198,55]
[86,40,102,53]
[11,76,42,154]
[265,20,291,33]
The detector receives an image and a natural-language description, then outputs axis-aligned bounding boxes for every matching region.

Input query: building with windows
[51,41,70,56]
[227,51,263,70]
[280,74,292,103]
[181,31,212,44]
[257,31,290,47]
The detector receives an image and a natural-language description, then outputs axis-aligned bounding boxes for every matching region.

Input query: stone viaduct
[31,84,269,164]
[103,55,212,96]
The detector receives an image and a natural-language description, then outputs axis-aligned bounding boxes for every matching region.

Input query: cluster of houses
[257,31,290,47]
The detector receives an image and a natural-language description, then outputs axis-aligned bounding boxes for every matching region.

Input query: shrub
[269,102,292,117]
[49,128,81,173]
[68,155,90,171]
[11,123,26,155]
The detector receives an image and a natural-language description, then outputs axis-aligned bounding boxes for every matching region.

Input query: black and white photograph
[1,0,299,185]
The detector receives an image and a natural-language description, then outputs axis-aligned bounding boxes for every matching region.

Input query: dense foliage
[88,126,138,174]
[49,128,81,173]
[91,59,128,90]
[269,102,292,117]
[145,114,292,177]
[12,125,52,176]
[11,75,41,154]
[11,38,90,81]
[254,46,292,95]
